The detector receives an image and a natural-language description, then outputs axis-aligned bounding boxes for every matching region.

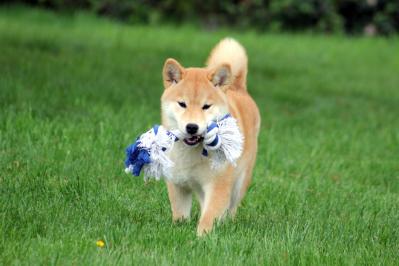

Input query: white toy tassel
[125,125,176,181]
[144,126,176,180]
[209,115,244,169]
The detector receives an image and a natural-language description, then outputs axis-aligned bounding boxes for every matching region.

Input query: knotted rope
[124,114,243,181]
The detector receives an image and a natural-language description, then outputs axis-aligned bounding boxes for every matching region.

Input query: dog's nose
[186,123,199,135]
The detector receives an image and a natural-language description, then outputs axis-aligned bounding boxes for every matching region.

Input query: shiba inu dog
[161,38,260,236]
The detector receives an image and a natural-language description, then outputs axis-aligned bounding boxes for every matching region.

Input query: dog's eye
[178,101,187,108]
[202,104,212,110]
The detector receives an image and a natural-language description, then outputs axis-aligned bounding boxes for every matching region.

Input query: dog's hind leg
[229,167,254,217]
[229,151,257,216]
[229,170,247,216]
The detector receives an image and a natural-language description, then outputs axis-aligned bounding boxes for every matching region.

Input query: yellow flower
[96,240,105,248]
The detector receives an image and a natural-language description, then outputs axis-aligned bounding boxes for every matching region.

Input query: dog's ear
[163,58,184,89]
[208,64,232,90]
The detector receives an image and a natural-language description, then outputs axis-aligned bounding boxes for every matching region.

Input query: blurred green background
[4,0,399,35]
[1,2,399,265]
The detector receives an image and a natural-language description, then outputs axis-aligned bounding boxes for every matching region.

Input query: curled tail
[206,38,248,90]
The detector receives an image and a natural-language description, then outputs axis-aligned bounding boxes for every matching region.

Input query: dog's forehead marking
[182,68,212,103]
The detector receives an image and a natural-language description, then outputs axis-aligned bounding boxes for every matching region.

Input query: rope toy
[124,114,243,181]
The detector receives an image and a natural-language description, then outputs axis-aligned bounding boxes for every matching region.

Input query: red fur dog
[161,38,260,235]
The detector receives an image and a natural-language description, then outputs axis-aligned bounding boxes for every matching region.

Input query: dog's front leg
[197,168,234,236]
[167,182,192,222]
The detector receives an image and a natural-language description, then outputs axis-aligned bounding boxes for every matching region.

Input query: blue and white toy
[124,114,243,181]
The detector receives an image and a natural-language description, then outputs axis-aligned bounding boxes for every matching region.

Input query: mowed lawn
[1,7,398,265]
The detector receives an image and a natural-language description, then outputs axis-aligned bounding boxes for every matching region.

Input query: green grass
[1,6,399,265]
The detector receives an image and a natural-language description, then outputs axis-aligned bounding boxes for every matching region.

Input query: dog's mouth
[183,135,203,146]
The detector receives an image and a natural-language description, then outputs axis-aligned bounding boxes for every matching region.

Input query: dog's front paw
[197,221,213,237]
[172,214,190,223]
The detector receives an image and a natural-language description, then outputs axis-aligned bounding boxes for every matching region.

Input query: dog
[161,38,260,236]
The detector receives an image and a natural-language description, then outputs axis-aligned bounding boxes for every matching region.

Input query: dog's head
[161,58,231,146]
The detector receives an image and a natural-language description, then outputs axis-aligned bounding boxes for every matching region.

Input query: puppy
[161,38,260,235]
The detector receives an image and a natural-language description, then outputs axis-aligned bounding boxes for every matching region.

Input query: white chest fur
[164,142,225,186]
